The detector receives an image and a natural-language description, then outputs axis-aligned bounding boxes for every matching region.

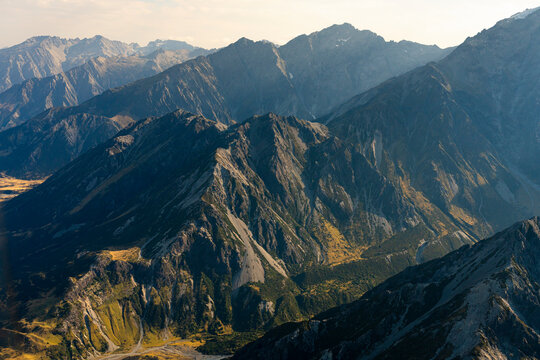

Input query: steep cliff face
[234,217,540,360]
[0,111,472,358]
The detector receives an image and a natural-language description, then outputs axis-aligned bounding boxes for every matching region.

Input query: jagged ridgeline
[0,111,473,358]
[0,35,207,94]
[233,217,540,359]
[0,24,449,179]
[0,35,138,93]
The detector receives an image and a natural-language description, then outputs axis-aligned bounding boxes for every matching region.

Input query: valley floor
[95,339,226,360]
[0,174,45,202]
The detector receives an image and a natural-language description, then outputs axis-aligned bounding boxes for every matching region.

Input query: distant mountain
[0,111,473,359]
[233,217,540,359]
[0,35,209,94]
[0,47,211,130]
[138,39,201,55]
[0,35,136,92]
[0,24,449,178]
[65,24,450,124]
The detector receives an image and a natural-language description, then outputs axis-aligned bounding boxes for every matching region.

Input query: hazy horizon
[1,1,539,50]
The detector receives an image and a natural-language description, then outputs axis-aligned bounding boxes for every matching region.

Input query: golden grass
[0,349,43,360]
[25,332,63,347]
[96,301,139,349]
[321,220,366,266]
[0,174,45,202]
[0,327,58,360]
[397,174,451,235]
[106,247,140,262]
[449,205,478,226]
[167,338,206,348]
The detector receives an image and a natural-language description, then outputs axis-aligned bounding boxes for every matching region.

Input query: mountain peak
[234,36,255,45]
[324,22,356,31]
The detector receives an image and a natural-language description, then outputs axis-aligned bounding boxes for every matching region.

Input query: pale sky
[1,0,539,49]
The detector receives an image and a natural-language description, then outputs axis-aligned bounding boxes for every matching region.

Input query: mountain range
[0,24,450,179]
[0,47,211,131]
[0,35,208,93]
[324,11,540,238]
[48,24,449,124]
[0,7,540,360]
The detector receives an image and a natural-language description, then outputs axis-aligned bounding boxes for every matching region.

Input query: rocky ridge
[0,111,472,359]
[234,217,540,359]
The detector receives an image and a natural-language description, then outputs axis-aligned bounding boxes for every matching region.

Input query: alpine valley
[0,7,539,360]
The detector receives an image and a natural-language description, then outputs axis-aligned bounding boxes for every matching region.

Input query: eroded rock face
[234,217,540,360]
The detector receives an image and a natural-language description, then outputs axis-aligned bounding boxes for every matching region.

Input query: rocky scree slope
[234,217,540,360]
[0,110,472,358]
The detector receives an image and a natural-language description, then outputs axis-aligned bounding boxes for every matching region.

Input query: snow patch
[85,177,98,192]
[336,37,351,47]
[510,7,540,20]
[415,239,428,264]
[113,216,135,236]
